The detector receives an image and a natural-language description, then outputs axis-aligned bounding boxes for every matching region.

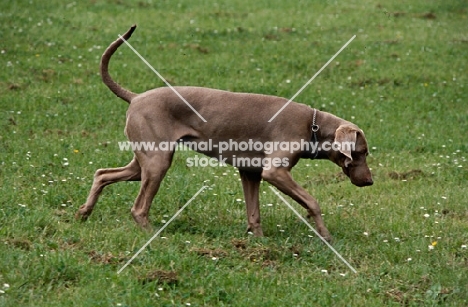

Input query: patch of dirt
[139,270,178,285]
[40,69,55,82]
[5,238,32,250]
[354,79,373,87]
[88,250,127,265]
[382,39,400,44]
[376,7,436,20]
[244,247,271,262]
[190,247,228,258]
[231,239,280,267]
[355,59,365,67]
[211,11,247,19]
[264,33,279,41]
[279,27,293,33]
[57,238,81,251]
[388,169,424,180]
[420,12,436,19]
[231,238,247,250]
[185,44,209,54]
[261,259,278,268]
[391,11,406,17]
[377,78,390,85]
[8,83,21,90]
[385,289,407,304]
[289,245,302,257]
[54,209,67,217]
[352,78,401,87]
[452,39,468,44]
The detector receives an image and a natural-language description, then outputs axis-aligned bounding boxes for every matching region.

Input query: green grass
[1,0,467,306]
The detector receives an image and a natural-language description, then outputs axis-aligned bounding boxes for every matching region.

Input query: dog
[76,25,373,241]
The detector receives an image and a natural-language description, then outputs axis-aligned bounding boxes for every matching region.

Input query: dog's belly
[179,137,272,171]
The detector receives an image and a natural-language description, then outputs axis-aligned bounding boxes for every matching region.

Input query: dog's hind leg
[130,151,174,229]
[76,157,141,221]
[239,170,264,236]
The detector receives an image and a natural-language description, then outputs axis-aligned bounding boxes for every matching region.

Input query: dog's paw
[246,225,264,237]
[318,228,332,243]
[322,234,333,243]
[131,211,153,231]
[75,205,91,221]
[141,224,154,233]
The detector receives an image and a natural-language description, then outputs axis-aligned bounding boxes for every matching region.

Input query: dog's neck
[310,108,320,159]
[306,109,335,160]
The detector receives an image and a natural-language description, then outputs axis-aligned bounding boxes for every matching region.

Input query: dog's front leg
[238,170,264,236]
[261,167,332,242]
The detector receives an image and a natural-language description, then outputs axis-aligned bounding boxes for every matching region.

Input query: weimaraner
[76,25,373,241]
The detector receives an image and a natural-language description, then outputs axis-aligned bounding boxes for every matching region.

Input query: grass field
[1,0,467,306]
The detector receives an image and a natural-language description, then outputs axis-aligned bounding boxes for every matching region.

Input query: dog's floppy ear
[334,125,357,167]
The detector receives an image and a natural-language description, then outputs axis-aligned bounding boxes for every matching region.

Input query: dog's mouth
[342,166,350,177]
[352,179,374,187]
[342,167,373,187]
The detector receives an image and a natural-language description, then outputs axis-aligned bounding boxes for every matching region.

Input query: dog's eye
[353,150,368,157]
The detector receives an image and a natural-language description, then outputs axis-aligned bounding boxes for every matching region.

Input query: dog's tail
[100,25,138,104]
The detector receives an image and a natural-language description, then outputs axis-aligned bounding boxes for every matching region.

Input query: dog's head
[329,125,373,187]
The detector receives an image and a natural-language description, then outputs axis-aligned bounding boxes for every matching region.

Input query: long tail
[100,25,138,104]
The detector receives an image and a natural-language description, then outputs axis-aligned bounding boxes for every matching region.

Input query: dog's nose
[354,177,373,187]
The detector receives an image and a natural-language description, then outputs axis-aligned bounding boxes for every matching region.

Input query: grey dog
[76,25,373,241]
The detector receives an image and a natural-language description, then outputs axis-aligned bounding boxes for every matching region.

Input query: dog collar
[311,108,320,159]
